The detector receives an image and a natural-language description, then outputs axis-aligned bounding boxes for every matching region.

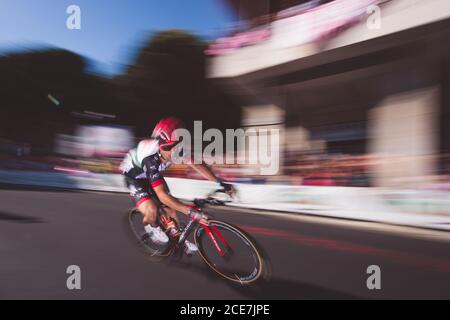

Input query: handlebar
[193,188,230,209]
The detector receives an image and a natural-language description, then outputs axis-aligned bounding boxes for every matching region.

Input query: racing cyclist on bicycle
[120,117,234,255]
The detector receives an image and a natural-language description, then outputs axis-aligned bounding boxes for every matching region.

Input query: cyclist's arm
[153,183,190,215]
[142,154,193,216]
[188,163,220,183]
[189,163,235,196]
[153,184,208,224]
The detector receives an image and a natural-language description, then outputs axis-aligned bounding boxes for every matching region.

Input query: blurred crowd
[206,0,385,55]
[2,133,449,189]
[284,153,373,187]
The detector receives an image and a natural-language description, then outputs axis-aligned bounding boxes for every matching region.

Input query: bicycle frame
[177,219,196,245]
[162,189,231,256]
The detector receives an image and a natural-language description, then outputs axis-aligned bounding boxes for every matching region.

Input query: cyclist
[120,117,234,255]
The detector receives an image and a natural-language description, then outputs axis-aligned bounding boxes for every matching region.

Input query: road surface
[1,187,450,299]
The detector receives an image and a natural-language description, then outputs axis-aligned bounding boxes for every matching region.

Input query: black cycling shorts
[124,176,169,207]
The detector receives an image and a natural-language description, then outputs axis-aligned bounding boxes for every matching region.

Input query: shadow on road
[227,277,360,300]
[164,257,359,300]
[0,211,45,223]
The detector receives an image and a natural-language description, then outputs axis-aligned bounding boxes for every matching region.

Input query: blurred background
[0,0,449,190]
[3,0,450,300]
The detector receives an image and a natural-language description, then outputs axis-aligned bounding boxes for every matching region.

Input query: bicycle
[124,188,269,285]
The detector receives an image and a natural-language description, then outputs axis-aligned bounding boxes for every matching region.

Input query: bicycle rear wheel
[194,220,265,285]
[124,208,174,260]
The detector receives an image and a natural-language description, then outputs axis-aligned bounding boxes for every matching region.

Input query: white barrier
[1,170,450,231]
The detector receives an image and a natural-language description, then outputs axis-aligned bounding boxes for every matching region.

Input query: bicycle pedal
[141,233,150,243]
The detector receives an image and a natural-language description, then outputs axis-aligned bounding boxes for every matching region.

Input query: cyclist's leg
[138,199,159,226]
[153,179,179,224]
[162,206,179,224]
[126,177,159,226]
[148,179,196,253]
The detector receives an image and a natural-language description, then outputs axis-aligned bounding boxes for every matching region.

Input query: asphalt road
[1,187,450,300]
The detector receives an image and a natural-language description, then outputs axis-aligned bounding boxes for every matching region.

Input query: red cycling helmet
[152,117,184,147]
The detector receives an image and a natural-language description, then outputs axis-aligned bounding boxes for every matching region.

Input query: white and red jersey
[120,139,171,188]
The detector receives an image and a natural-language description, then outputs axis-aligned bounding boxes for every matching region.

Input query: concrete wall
[209,0,450,78]
[241,104,284,175]
[368,86,440,187]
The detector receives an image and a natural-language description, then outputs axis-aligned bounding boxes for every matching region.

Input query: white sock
[144,224,156,233]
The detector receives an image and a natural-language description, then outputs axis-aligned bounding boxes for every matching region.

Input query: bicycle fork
[202,225,230,257]
[178,220,230,257]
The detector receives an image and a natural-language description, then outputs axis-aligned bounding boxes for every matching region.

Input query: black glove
[218,179,233,194]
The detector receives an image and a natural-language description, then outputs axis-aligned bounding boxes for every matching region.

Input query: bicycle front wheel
[194,220,265,285]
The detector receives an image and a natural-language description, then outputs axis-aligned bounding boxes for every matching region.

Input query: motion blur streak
[2,0,450,300]
[240,225,450,273]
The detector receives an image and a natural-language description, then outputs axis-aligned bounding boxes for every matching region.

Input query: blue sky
[0,0,235,76]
